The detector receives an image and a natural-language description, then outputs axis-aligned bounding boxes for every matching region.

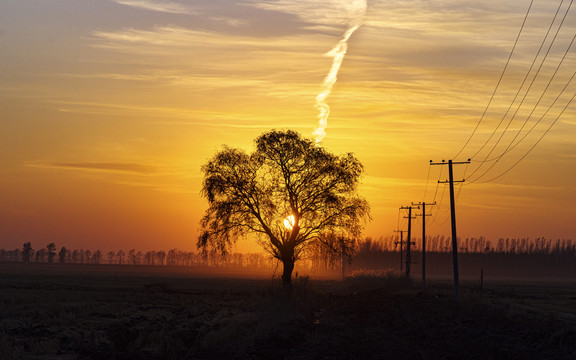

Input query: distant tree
[14,248,22,262]
[167,249,175,265]
[58,247,67,264]
[117,250,125,265]
[144,251,153,265]
[93,250,102,264]
[107,251,115,264]
[46,243,57,263]
[84,250,92,264]
[232,253,244,267]
[157,250,166,265]
[22,242,33,264]
[198,130,369,287]
[35,248,46,263]
[128,249,136,264]
[307,233,353,271]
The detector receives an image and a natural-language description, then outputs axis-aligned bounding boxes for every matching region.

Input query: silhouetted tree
[157,250,166,265]
[13,248,21,262]
[117,250,125,265]
[46,243,57,263]
[198,130,369,287]
[58,247,67,264]
[128,249,136,264]
[22,242,33,264]
[144,251,153,265]
[307,233,354,271]
[107,251,115,264]
[93,250,102,264]
[167,249,178,265]
[35,248,46,263]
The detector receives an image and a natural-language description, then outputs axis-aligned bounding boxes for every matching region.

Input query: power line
[469,64,576,183]
[472,0,566,161]
[431,165,443,203]
[422,163,432,202]
[475,89,576,183]
[466,0,575,183]
[431,181,448,225]
[452,0,535,159]
[467,0,571,181]
[454,163,469,203]
[474,32,576,164]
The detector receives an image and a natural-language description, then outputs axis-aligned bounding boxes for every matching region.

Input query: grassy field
[0,263,575,359]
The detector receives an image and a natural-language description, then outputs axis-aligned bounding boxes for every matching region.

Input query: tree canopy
[198,130,370,286]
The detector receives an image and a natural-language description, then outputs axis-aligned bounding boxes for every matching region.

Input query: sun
[283,215,295,230]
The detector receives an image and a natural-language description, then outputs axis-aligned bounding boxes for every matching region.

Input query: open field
[1,263,575,359]
[351,250,576,283]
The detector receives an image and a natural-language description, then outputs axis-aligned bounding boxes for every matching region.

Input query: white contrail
[313,0,366,143]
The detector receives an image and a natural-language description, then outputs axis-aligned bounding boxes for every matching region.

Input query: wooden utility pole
[413,201,436,288]
[393,230,404,271]
[400,205,418,278]
[430,159,470,300]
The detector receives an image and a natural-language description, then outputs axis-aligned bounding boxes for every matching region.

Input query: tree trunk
[281,257,294,289]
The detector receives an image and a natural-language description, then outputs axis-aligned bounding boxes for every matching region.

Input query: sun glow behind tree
[283,215,296,230]
[198,130,369,287]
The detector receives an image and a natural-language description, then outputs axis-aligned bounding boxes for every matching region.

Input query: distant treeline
[0,242,274,268]
[368,235,576,255]
[351,237,576,281]
[1,236,574,276]
[0,242,338,272]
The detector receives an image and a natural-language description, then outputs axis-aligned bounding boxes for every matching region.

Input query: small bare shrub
[345,269,412,291]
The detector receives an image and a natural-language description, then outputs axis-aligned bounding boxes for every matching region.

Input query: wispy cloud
[90,25,327,49]
[25,161,200,194]
[28,162,156,175]
[248,0,359,29]
[113,0,194,14]
[209,17,249,28]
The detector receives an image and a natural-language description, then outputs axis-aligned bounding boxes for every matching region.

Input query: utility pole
[413,201,436,288]
[430,159,470,300]
[393,230,404,271]
[400,205,418,278]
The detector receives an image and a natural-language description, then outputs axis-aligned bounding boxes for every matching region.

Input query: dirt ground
[0,263,575,359]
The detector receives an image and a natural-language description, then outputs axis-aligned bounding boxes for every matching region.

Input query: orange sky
[1,0,575,253]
